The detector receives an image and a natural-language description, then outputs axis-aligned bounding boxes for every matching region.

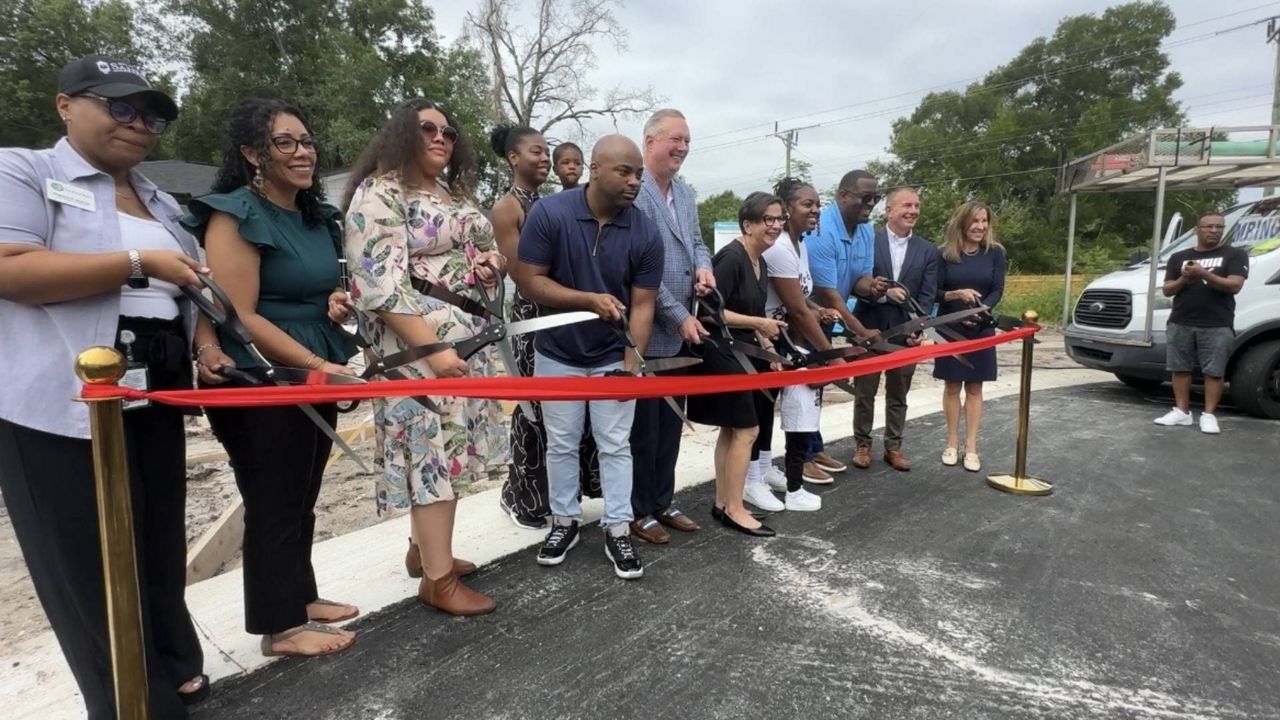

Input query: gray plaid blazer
[634,172,711,358]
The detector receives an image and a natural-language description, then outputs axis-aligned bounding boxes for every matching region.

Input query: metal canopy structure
[1056,125,1280,340]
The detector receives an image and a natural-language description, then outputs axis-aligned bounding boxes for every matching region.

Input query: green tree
[876,1,1233,273]
[160,0,500,201]
[0,0,156,149]
[696,189,741,253]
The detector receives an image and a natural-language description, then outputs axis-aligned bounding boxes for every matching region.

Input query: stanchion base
[986,474,1053,496]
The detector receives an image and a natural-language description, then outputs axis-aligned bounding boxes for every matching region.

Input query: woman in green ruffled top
[343,99,509,617]
[182,98,359,658]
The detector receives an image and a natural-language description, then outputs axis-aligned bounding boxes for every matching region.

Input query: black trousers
[204,402,337,635]
[750,390,775,461]
[630,353,692,518]
[784,432,808,493]
[0,409,200,720]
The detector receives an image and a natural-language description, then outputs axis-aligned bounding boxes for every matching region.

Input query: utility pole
[1268,17,1280,196]
[771,122,818,179]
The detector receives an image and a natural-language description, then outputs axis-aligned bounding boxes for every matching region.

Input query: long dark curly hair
[211,97,327,227]
[343,98,477,209]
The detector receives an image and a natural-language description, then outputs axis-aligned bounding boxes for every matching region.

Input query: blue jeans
[534,351,635,532]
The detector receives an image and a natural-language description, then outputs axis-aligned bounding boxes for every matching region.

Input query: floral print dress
[344,172,509,512]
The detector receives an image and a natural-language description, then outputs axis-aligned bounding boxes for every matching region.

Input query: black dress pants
[630,350,694,519]
[204,402,337,635]
[0,408,201,720]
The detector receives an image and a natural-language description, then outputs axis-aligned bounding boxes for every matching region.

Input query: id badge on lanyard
[119,330,152,411]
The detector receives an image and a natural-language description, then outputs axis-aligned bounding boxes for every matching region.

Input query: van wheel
[1114,374,1163,392]
[1230,339,1280,419]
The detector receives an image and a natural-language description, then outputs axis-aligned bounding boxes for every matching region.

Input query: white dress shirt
[887,226,911,280]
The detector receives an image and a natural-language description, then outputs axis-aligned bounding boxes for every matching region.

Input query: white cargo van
[1064,197,1280,418]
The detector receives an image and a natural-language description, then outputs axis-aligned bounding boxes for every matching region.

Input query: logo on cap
[96,61,111,75]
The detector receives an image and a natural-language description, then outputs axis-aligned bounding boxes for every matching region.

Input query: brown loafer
[630,515,671,544]
[418,574,496,616]
[851,445,873,469]
[656,508,699,532]
[406,539,477,578]
[883,449,911,472]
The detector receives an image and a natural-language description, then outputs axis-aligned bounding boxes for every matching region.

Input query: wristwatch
[126,249,149,289]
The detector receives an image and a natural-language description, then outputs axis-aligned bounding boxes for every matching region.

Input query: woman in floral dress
[343,99,508,616]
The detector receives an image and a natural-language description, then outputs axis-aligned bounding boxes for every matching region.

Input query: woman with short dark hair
[185,97,360,658]
[344,98,508,616]
[0,54,216,717]
[686,191,787,538]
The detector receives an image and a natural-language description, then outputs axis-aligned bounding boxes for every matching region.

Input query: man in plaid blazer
[628,108,714,544]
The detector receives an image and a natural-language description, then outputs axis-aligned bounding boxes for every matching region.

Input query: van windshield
[1221,197,1280,256]
[1157,203,1253,263]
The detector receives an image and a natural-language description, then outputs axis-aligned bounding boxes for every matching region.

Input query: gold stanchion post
[75,346,150,720]
[986,311,1053,496]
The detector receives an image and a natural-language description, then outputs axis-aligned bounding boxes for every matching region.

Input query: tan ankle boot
[418,574,496,616]
[406,539,477,578]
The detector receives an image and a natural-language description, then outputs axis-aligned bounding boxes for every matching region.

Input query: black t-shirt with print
[1164,244,1250,328]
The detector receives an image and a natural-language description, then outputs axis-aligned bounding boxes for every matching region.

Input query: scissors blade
[880,305,990,344]
[505,311,599,336]
[493,337,537,419]
[790,345,868,367]
[295,401,371,473]
[417,282,494,319]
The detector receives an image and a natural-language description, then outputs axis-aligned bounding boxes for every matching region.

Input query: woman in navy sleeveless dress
[933,201,1006,472]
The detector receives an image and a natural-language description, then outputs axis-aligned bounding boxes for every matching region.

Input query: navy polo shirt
[518,186,665,367]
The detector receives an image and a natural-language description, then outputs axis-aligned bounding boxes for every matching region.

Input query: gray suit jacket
[633,172,711,357]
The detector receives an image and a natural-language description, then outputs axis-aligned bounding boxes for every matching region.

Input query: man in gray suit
[629,108,713,544]
[852,188,938,472]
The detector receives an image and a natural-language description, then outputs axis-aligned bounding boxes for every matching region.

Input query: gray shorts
[1166,322,1234,378]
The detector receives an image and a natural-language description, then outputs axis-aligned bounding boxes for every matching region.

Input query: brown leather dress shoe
[656,508,699,532]
[883,449,912,472]
[405,539,477,578]
[851,445,873,469]
[630,515,671,544]
[418,574,496,616]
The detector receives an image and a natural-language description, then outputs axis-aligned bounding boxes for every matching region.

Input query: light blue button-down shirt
[806,202,874,306]
[0,139,198,438]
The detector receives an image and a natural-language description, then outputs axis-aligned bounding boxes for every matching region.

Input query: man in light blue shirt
[800,169,884,477]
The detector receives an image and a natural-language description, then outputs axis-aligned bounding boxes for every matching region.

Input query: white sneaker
[1154,408,1193,426]
[785,488,822,512]
[1199,412,1221,434]
[744,483,785,512]
[762,466,788,493]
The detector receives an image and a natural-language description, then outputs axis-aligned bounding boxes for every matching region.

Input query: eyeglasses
[857,192,883,205]
[270,134,318,155]
[79,93,168,135]
[761,214,787,226]
[420,120,459,144]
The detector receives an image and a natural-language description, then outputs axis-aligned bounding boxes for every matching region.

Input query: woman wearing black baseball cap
[0,55,225,717]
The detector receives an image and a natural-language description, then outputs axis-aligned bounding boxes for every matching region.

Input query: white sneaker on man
[1199,412,1221,434]
[1153,408,1193,426]
[762,466,788,493]
[785,488,822,512]
[744,483,784,512]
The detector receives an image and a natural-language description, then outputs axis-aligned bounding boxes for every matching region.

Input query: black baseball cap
[57,55,179,120]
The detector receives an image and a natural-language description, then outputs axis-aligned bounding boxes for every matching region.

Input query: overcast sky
[427,0,1278,199]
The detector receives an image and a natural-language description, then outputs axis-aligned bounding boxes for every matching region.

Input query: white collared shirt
[887,225,911,280]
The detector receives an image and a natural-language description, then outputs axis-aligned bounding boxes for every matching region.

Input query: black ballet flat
[712,505,769,522]
[718,511,776,538]
[178,673,210,707]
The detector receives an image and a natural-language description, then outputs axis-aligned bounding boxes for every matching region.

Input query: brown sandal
[307,597,359,623]
[260,622,356,658]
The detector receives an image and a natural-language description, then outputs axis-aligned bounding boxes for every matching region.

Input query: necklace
[962,244,981,256]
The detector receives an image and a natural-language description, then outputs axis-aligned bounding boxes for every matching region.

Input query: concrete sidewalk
[3,363,1104,719]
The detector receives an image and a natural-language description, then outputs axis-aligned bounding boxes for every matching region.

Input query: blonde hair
[643,108,686,140]
[940,201,1003,263]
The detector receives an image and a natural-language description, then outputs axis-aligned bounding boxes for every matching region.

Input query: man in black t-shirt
[1154,212,1249,434]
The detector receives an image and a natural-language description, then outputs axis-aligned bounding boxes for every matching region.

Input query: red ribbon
[79,327,1035,408]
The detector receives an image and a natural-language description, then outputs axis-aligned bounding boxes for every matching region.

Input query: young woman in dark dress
[933,201,1006,472]
[489,126,602,530]
[686,192,787,537]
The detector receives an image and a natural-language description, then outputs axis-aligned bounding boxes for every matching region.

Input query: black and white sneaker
[604,533,644,580]
[500,497,548,531]
[537,522,580,566]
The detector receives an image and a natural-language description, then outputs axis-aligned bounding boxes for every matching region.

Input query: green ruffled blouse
[181,186,357,369]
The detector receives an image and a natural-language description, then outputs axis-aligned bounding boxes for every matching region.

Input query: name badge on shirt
[45,179,97,212]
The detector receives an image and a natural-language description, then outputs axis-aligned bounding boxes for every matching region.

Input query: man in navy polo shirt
[517,135,665,580]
